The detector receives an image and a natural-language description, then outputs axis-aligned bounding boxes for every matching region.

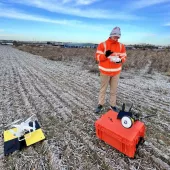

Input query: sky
[0,0,170,45]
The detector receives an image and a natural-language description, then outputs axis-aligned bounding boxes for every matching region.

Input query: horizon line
[0,39,170,46]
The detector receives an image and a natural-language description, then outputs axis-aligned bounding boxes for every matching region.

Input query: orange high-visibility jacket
[95,38,127,76]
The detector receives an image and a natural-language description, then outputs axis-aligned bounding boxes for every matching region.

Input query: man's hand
[105,50,113,57]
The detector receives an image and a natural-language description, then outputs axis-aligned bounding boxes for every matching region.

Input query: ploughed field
[0,45,170,170]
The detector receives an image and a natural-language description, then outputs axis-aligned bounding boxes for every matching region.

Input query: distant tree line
[132,44,170,50]
[2,40,170,50]
[13,41,22,47]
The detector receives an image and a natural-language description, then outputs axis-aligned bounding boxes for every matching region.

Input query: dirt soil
[0,45,170,170]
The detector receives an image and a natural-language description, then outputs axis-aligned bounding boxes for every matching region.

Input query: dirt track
[0,45,170,170]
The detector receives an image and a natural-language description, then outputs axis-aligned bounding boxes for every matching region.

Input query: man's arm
[95,43,109,62]
[119,44,127,63]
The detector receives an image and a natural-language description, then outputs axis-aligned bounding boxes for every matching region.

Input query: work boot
[95,105,103,114]
[110,106,119,113]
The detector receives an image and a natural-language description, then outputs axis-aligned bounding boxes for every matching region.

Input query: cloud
[0,33,23,37]
[0,7,82,26]
[129,0,170,9]
[139,32,157,37]
[164,23,170,26]
[124,31,157,37]
[0,6,114,32]
[7,0,141,20]
[0,33,27,41]
[62,0,73,3]
[50,0,100,5]
[75,0,100,5]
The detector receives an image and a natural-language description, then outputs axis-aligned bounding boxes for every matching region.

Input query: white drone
[108,56,121,63]
[6,114,36,141]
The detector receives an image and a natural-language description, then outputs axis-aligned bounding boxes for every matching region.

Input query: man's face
[111,36,120,41]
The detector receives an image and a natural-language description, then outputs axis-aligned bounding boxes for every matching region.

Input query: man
[95,26,127,113]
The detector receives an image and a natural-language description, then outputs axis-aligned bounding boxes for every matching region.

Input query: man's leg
[109,74,120,107]
[98,73,110,105]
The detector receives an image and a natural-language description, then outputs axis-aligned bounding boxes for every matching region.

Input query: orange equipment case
[95,110,145,158]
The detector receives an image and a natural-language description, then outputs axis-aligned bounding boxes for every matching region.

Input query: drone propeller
[5,119,22,128]
[24,114,36,124]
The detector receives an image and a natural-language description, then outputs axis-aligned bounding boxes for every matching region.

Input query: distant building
[1,42,13,45]
[158,46,165,49]
[125,45,135,50]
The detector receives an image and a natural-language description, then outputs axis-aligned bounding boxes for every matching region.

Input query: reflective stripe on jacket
[95,38,127,76]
